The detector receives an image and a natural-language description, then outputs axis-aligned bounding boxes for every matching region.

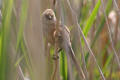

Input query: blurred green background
[0,0,120,80]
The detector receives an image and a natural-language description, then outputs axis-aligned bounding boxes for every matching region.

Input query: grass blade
[83,0,101,37]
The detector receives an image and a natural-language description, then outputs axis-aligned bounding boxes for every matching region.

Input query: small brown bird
[54,23,85,79]
[41,8,70,53]
[41,9,57,58]
[54,23,71,52]
[41,9,85,79]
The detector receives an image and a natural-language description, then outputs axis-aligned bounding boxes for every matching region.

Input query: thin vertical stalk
[113,0,120,12]
[63,0,106,79]
[79,37,88,80]
[17,65,25,80]
[101,0,120,68]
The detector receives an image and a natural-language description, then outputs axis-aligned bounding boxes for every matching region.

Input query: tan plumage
[41,9,56,45]
[54,23,71,50]
[54,22,85,79]
[41,9,70,50]
[41,9,85,79]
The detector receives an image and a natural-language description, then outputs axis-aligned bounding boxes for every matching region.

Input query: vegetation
[0,0,120,80]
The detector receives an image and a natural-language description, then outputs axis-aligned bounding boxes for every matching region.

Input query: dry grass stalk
[63,0,105,80]
[101,0,120,68]
[51,46,60,80]
[55,0,86,79]
[24,0,48,79]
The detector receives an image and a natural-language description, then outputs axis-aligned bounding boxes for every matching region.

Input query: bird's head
[41,9,56,25]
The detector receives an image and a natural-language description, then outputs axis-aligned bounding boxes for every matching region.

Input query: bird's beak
[48,15,52,20]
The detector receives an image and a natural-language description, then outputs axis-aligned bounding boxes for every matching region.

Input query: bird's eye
[45,14,53,20]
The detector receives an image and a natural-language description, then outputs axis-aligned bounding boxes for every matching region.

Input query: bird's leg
[52,45,60,60]
[51,43,61,80]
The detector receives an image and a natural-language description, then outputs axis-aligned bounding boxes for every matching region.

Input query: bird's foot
[52,54,59,60]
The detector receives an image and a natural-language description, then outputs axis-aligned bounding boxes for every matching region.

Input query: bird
[41,9,70,58]
[54,23,71,53]
[41,9,85,79]
[41,9,57,58]
[54,22,85,79]
[41,9,56,45]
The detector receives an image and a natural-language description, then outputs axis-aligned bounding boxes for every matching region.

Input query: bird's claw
[52,54,59,60]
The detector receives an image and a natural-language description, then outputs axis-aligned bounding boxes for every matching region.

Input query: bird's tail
[64,44,86,80]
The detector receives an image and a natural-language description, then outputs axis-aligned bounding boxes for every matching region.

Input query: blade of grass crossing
[92,0,112,46]
[83,0,101,37]
[85,0,113,63]
[15,0,33,79]
[21,40,34,80]
[16,0,28,51]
